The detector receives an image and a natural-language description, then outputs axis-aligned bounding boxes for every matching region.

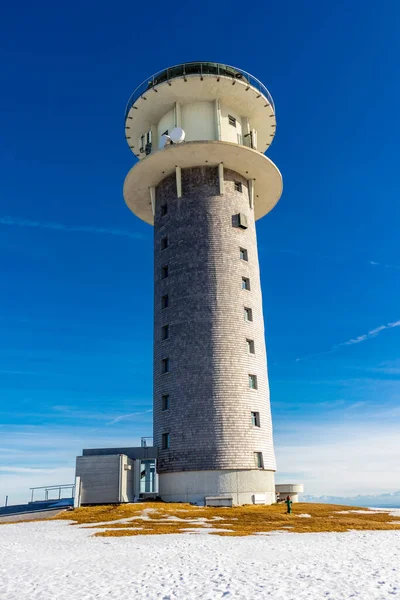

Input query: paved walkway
[0,509,65,523]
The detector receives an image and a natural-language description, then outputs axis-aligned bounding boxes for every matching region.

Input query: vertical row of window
[160,203,170,450]
[240,244,264,469]
[241,244,256,381]
[161,271,170,378]
[159,207,263,464]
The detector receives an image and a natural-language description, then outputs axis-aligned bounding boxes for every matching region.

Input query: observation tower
[123,62,282,505]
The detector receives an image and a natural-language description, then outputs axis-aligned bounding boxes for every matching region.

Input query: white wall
[76,455,121,504]
[220,103,243,145]
[121,457,135,503]
[181,101,215,141]
[156,102,250,147]
[157,108,175,140]
[159,469,276,506]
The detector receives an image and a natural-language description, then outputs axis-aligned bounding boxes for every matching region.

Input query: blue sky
[1,0,399,504]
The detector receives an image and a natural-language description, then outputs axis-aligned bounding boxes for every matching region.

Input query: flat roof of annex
[124,62,277,155]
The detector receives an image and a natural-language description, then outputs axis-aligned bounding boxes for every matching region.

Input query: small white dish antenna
[169,127,185,144]
[159,134,171,149]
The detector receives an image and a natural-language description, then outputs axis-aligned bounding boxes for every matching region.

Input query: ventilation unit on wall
[238,213,248,229]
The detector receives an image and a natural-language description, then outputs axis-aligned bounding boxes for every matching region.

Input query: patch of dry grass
[51,502,400,537]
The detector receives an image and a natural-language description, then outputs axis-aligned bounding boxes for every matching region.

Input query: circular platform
[125,64,276,155]
[123,141,283,225]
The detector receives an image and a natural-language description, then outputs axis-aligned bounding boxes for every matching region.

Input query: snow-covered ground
[1,518,400,599]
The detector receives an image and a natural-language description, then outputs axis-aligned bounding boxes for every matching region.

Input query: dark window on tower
[246,339,255,354]
[161,294,169,309]
[254,452,263,468]
[161,324,169,340]
[234,181,242,193]
[162,433,170,449]
[161,265,169,279]
[161,203,168,216]
[244,307,253,322]
[240,247,248,261]
[162,358,170,373]
[249,374,258,389]
[228,115,236,127]
[242,277,250,291]
[162,394,170,411]
[161,236,168,250]
[251,411,260,427]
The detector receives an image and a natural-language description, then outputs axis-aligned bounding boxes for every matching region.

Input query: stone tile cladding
[154,166,276,474]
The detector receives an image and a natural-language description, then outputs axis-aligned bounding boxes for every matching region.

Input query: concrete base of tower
[158,469,276,506]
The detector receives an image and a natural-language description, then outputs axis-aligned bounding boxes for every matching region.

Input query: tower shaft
[153,166,275,504]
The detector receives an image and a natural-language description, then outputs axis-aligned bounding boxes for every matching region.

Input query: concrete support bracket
[218,162,224,195]
[149,186,156,216]
[248,179,255,209]
[174,102,182,128]
[133,459,141,501]
[73,476,81,508]
[215,99,222,140]
[242,117,250,147]
[175,166,182,198]
[251,128,258,150]
[150,124,157,153]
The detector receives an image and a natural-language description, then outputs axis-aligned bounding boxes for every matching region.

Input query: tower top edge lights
[123,61,282,226]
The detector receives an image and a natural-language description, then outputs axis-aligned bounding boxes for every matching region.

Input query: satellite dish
[169,127,186,144]
[159,134,171,149]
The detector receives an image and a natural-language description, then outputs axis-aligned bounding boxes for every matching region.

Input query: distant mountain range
[300,491,400,508]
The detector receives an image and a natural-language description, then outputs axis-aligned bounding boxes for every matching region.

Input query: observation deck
[124,62,277,156]
[123,61,282,225]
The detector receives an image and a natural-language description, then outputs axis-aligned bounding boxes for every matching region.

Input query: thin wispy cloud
[364,360,400,376]
[0,216,144,239]
[107,409,153,426]
[296,319,400,362]
[368,260,400,271]
[0,369,41,376]
[262,248,400,270]
[0,466,56,473]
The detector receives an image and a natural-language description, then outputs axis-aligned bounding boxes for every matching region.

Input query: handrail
[141,436,153,448]
[29,484,75,491]
[125,62,274,119]
[29,483,75,503]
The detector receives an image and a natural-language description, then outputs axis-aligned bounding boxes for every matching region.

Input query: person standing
[286,495,292,514]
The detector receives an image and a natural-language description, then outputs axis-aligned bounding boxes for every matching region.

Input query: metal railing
[141,437,153,448]
[125,62,274,119]
[29,484,75,503]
